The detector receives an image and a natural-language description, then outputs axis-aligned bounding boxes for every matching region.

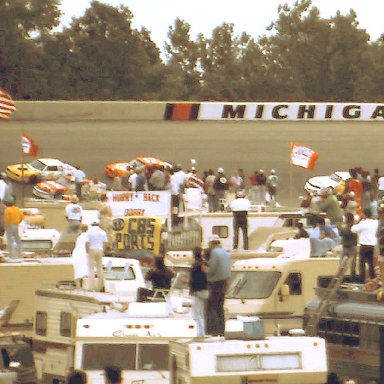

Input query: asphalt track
[1,119,383,206]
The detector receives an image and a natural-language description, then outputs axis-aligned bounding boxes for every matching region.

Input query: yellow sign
[112,216,162,255]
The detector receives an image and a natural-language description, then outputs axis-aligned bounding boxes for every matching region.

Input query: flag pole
[20,130,25,209]
[289,163,293,207]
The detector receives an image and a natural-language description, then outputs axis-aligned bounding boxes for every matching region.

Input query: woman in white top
[71,224,90,287]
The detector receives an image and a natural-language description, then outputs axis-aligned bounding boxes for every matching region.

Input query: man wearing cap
[85,219,108,292]
[65,197,83,234]
[213,168,228,211]
[229,191,251,250]
[206,235,231,336]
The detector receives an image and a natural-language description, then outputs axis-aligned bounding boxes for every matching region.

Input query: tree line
[1,0,383,102]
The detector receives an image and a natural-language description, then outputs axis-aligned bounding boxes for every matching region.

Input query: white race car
[304,171,351,194]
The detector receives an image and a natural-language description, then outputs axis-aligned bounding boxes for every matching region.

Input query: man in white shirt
[74,165,86,201]
[351,207,379,283]
[65,197,83,233]
[85,220,108,292]
[170,164,187,226]
[229,190,251,250]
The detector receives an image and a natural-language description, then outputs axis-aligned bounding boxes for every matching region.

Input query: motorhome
[304,285,384,384]
[32,284,197,384]
[225,254,343,335]
[169,334,328,384]
[0,257,144,334]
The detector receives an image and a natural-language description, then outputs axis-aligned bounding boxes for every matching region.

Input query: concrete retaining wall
[13,101,167,121]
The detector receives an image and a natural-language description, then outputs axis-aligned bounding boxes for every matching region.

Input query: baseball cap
[236,190,245,198]
[217,167,224,173]
[208,234,221,242]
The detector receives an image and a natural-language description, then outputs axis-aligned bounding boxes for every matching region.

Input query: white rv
[169,335,328,384]
[32,287,197,384]
[0,257,144,334]
[225,255,342,335]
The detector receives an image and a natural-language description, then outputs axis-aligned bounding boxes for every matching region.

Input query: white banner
[197,102,384,121]
[106,191,171,222]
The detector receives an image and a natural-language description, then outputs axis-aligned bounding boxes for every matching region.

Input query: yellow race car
[6,158,76,184]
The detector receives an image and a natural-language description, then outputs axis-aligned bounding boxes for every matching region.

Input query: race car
[33,175,75,200]
[106,156,173,178]
[6,158,76,184]
[304,171,351,194]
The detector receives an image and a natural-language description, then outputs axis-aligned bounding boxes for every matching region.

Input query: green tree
[0,0,61,98]
[52,1,163,100]
[164,18,201,100]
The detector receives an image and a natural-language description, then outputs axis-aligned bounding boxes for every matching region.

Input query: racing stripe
[164,103,200,120]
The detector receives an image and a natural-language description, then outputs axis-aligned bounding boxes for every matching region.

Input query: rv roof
[232,255,339,269]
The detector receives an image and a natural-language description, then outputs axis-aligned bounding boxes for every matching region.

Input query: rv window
[217,354,258,372]
[138,344,169,371]
[82,343,135,370]
[283,273,302,295]
[60,312,72,337]
[212,226,228,239]
[35,311,47,336]
[226,271,281,299]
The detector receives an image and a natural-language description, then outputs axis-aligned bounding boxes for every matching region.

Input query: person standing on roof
[351,207,379,283]
[266,169,279,207]
[229,190,251,250]
[65,197,83,234]
[206,235,231,336]
[213,168,228,211]
[189,246,208,337]
[4,199,24,258]
[85,219,108,292]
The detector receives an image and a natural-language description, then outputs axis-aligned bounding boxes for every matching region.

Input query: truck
[304,285,384,384]
[31,285,198,384]
[169,333,328,384]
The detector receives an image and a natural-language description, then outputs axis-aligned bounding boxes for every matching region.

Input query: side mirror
[279,284,290,302]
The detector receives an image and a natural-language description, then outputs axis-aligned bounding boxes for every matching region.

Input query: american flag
[0,88,16,120]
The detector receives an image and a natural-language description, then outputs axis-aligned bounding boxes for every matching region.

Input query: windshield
[226,271,281,299]
[81,343,168,370]
[104,265,136,281]
[329,173,342,182]
[29,160,46,171]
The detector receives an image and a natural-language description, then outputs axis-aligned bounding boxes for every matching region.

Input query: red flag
[21,132,39,156]
[0,88,16,120]
[290,142,319,170]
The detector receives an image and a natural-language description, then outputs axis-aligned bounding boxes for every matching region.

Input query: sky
[58,0,384,52]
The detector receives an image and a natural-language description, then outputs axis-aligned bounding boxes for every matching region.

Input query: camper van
[0,257,144,334]
[304,286,384,384]
[225,255,342,335]
[169,335,328,384]
[32,285,197,384]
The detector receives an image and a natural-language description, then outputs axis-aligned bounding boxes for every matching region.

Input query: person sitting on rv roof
[319,187,343,227]
[145,256,175,291]
[103,366,122,384]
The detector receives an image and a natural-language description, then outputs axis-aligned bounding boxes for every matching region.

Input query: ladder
[305,254,351,336]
